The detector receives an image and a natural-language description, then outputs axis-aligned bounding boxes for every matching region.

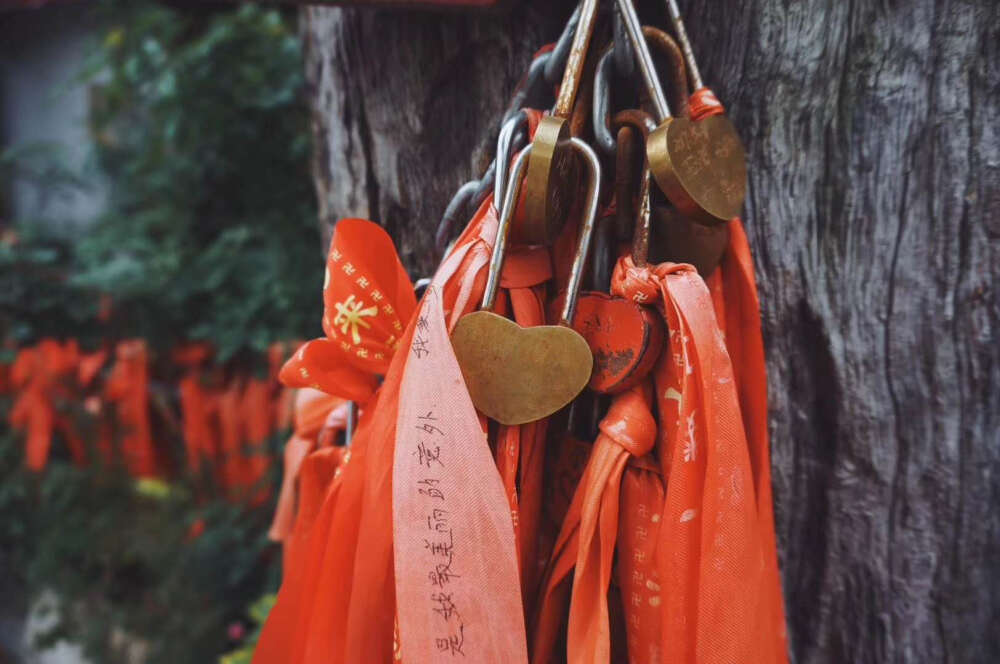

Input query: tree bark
[301,2,1000,662]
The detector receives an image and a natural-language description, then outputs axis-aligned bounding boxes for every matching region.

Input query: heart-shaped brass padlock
[647,114,746,225]
[613,0,747,226]
[451,138,602,425]
[450,314,593,426]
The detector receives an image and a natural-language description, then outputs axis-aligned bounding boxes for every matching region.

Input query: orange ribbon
[279,218,417,403]
[611,254,786,664]
[393,286,527,663]
[255,217,427,664]
[268,388,345,545]
[709,219,790,661]
[254,189,544,662]
[104,339,159,478]
[529,385,657,664]
[9,339,86,470]
[687,87,725,121]
[566,384,656,663]
[615,454,666,664]
[175,344,217,473]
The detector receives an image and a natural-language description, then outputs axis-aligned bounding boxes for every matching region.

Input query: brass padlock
[614,0,746,226]
[450,138,603,425]
[517,0,601,246]
[609,27,731,278]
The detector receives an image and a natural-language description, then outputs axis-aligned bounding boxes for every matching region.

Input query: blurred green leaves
[72,1,322,361]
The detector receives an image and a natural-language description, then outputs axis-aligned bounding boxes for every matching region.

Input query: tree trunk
[300,2,1000,662]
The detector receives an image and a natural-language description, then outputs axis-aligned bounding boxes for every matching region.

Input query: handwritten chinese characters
[409,407,466,656]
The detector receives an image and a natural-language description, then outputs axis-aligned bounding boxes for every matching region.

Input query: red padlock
[552,129,665,395]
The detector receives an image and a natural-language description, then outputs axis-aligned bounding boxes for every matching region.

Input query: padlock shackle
[494,111,528,210]
[665,0,704,91]
[614,0,671,123]
[553,0,601,119]
[559,137,602,327]
[632,165,652,267]
[482,145,531,312]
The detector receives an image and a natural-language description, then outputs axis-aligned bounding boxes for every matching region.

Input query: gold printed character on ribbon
[333,294,377,344]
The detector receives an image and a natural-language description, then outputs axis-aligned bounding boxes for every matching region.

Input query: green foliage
[0,146,103,347]
[219,593,276,664]
[74,1,322,360]
[0,2,321,660]
[0,421,282,664]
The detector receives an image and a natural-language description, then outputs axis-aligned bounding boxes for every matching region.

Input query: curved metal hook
[592,47,617,158]
[493,111,528,209]
[435,180,477,254]
[544,3,582,85]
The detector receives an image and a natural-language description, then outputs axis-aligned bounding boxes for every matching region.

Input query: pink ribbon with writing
[393,286,528,663]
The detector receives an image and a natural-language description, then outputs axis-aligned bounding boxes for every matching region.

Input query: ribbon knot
[689,87,725,121]
[598,386,656,457]
[610,256,661,304]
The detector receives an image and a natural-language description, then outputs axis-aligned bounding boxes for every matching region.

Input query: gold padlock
[451,138,603,425]
[614,0,746,226]
[517,0,601,246]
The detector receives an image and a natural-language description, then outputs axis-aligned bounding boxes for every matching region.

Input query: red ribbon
[393,287,528,663]
[104,340,158,478]
[279,218,417,403]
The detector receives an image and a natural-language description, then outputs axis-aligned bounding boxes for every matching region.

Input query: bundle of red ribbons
[256,215,786,663]
[256,3,787,660]
[6,337,294,499]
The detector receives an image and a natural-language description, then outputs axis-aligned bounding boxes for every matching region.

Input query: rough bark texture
[301,2,1000,662]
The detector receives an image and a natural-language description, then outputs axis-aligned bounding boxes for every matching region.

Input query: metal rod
[632,165,651,267]
[553,0,601,118]
[494,111,526,208]
[665,0,704,90]
[482,146,531,311]
[558,137,602,327]
[614,0,671,122]
[345,401,358,446]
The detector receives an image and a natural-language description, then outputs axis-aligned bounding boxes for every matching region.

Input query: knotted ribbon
[611,254,785,664]
[529,384,657,664]
[565,384,656,664]
[268,388,344,546]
